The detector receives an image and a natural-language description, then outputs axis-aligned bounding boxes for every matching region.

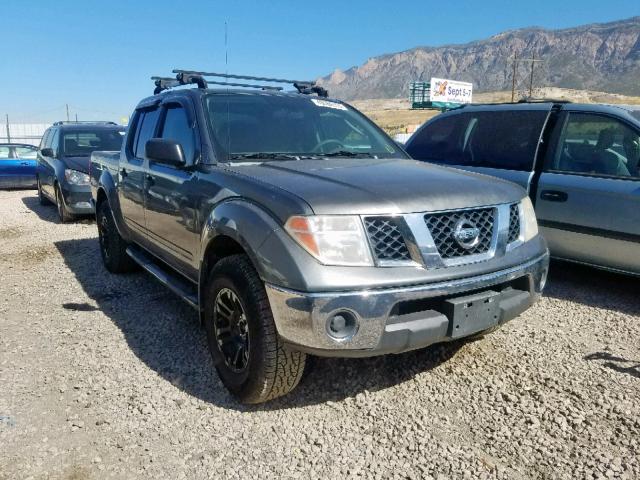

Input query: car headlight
[521,196,539,242]
[64,169,90,186]
[285,215,373,266]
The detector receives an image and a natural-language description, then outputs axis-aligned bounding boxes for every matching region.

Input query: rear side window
[160,106,195,163]
[15,146,37,159]
[407,110,548,171]
[134,108,160,158]
[405,114,468,164]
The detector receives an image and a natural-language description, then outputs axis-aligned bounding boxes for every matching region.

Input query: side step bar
[126,247,199,310]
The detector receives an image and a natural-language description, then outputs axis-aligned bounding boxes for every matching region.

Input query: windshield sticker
[311,99,347,110]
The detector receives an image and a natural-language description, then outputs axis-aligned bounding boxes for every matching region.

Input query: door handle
[20,161,30,166]
[540,190,568,202]
[120,168,128,178]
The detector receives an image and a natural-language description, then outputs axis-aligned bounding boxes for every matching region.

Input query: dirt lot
[351,87,640,136]
[1,189,639,479]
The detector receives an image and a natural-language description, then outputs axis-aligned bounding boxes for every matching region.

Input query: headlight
[285,215,373,266]
[521,196,539,242]
[64,169,90,186]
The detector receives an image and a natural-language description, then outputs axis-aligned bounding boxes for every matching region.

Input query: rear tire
[37,178,52,205]
[204,254,306,404]
[96,201,137,274]
[55,184,75,223]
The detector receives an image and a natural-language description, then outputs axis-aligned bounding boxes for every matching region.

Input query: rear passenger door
[535,111,640,273]
[406,107,551,191]
[119,107,160,239]
[144,100,200,278]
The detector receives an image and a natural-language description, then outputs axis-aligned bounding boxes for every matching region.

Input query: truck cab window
[134,108,160,159]
[553,113,640,178]
[160,106,195,164]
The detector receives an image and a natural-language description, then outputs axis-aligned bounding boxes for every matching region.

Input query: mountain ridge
[317,17,640,100]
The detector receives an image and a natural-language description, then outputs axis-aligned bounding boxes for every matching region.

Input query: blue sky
[1,0,638,123]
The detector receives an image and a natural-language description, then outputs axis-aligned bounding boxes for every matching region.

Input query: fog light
[326,311,358,341]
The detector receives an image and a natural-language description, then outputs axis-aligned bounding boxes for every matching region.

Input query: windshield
[630,110,640,122]
[205,93,406,161]
[62,129,125,157]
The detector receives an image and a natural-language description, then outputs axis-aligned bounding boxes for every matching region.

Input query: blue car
[0,143,38,189]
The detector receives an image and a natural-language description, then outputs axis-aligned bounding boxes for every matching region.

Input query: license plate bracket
[443,290,501,338]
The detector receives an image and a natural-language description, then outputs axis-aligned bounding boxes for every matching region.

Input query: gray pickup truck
[90,71,549,403]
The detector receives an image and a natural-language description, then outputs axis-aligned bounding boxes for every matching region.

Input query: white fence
[1,124,49,146]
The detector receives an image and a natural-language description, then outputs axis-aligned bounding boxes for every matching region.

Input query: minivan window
[407,110,548,171]
[160,106,195,163]
[134,109,160,158]
[551,113,640,178]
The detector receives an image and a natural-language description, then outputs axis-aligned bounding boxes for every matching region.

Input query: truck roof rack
[52,121,119,126]
[151,70,328,97]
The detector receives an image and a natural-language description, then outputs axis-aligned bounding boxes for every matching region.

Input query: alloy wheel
[213,288,250,372]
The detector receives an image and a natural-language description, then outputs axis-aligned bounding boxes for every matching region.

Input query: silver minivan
[405,102,640,276]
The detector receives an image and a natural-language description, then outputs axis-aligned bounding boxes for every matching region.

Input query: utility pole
[5,114,10,143]
[66,104,70,122]
[511,53,518,103]
[510,53,544,101]
[529,52,536,97]
[75,113,78,123]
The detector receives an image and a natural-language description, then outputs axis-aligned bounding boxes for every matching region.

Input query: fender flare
[197,199,310,319]
[95,170,131,242]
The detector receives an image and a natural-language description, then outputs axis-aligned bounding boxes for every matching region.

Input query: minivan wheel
[37,178,51,205]
[55,185,75,223]
[96,201,137,274]
[204,254,306,404]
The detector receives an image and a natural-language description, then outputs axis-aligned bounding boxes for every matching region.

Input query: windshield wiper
[313,151,374,158]
[229,153,307,161]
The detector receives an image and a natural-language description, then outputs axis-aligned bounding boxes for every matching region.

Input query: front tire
[96,201,137,274]
[204,255,306,404]
[55,184,75,223]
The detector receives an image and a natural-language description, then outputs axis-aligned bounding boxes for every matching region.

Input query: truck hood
[224,158,526,215]
[61,156,91,174]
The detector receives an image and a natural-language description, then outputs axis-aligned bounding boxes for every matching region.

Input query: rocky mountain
[317,17,640,100]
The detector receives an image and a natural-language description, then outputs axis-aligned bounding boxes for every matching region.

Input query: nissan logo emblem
[453,218,480,249]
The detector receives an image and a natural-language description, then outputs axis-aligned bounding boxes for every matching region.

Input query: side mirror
[40,147,54,157]
[145,138,185,167]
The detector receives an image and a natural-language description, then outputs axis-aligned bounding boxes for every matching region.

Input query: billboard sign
[429,78,473,105]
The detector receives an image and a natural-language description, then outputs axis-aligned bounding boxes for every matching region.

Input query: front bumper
[60,183,94,214]
[266,252,549,357]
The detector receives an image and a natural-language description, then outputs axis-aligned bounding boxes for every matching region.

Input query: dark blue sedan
[0,143,38,189]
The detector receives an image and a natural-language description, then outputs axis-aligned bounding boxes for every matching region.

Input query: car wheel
[96,201,138,273]
[55,184,75,223]
[204,254,306,404]
[37,178,52,205]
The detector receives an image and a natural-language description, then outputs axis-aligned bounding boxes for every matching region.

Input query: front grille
[364,217,411,262]
[508,203,521,243]
[424,207,495,259]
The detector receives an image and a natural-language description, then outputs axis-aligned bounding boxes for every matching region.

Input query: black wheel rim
[98,213,110,262]
[214,288,250,372]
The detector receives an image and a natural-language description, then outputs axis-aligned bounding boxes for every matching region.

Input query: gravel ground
[1,189,638,480]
